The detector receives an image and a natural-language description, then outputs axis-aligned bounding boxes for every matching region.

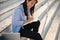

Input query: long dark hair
[23,0,38,17]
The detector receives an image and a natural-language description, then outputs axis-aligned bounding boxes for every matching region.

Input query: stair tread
[38,1,59,34]
[44,11,60,40]
[0,0,24,15]
[44,1,59,29]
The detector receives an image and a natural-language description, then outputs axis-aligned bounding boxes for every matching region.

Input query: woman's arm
[23,16,33,24]
[23,8,34,24]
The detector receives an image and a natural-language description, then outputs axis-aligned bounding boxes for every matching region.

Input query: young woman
[12,0,43,40]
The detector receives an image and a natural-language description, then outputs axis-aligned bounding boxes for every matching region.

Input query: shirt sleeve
[13,7,24,26]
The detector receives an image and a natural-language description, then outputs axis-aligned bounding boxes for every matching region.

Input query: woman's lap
[19,20,42,40]
[23,20,40,30]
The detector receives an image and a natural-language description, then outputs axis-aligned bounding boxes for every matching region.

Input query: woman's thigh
[23,20,40,30]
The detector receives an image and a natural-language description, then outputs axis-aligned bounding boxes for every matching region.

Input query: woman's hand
[28,16,33,21]
[23,16,33,24]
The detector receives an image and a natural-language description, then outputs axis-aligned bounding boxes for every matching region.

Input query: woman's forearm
[23,16,33,24]
[23,20,29,24]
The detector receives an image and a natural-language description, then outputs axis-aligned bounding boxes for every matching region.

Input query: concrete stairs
[0,0,60,40]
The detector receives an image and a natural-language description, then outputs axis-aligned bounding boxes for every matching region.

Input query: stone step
[0,0,25,15]
[1,33,20,40]
[44,12,60,40]
[0,16,12,32]
[41,1,59,39]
